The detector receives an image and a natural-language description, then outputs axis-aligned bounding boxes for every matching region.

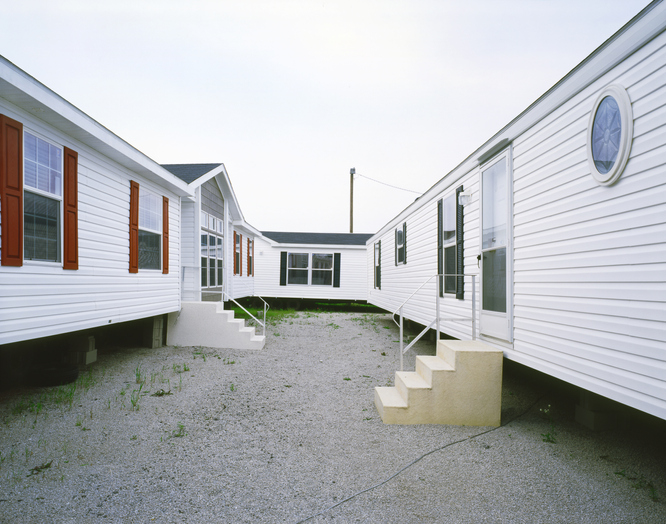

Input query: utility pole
[349,168,355,233]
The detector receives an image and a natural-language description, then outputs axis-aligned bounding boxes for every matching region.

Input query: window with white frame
[395,222,406,265]
[441,194,456,293]
[201,211,223,288]
[23,131,62,262]
[287,253,333,286]
[374,241,381,289]
[138,190,161,270]
[247,238,254,276]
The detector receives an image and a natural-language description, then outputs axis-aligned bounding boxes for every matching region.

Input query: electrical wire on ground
[295,393,547,523]
[356,174,422,195]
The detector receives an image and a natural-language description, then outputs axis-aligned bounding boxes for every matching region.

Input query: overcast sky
[1,0,650,233]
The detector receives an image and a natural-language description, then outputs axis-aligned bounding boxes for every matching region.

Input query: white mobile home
[0,55,190,348]
[369,1,666,422]
[255,232,372,301]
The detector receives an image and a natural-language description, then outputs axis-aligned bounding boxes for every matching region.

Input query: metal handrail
[392,273,477,371]
[179,265,269,337]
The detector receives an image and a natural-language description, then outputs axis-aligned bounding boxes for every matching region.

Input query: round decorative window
[586,85,633,186]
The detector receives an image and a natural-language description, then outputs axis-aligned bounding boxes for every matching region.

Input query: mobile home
[0,55,189,352]
[254,232,372,302]
[370,1,666,423]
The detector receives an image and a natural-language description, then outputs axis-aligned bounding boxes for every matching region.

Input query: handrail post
[472,274,476,340]
[435,275,440,347]
[399,306,404,372]
[263,299,267,337]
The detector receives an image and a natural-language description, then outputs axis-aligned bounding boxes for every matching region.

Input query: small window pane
[201,212,208,229]
[442,195,455,244]
[217,237,223,258]
[444,246,456,293]
[288,269,308,285]
[201,233,208,257]
[201,257,207,287]
[591,96,621,175]
[288,253,308,269]
[482,248,506,313]
[139,192,160,232]
[24,191,60,262]
[482,160,507,250]
[312,270,332,286]
[210,259,216,286]
[217,266,223,286]
[209,235,216,257]
[312,253,332,269]
[138,230,160,270]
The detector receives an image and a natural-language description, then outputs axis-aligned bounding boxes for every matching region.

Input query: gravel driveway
[1,311,664,523]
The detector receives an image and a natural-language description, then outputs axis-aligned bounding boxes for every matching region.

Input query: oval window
[586,85,633,186]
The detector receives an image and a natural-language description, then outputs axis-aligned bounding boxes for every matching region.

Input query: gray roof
[261,231,373,246]
[161,164,222,184]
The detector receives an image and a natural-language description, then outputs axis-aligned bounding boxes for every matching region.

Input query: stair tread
[375,387,408,408]
[396,371,430,389]
[418,355,454,371]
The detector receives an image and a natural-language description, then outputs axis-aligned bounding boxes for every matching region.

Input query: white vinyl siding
[0,102,181,345]
[509,28,666,417]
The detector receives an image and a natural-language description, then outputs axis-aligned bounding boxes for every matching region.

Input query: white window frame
[23,129,63,264]
[441,194,456,294]
[138,188,162,271]
[395,222,406,265]
[201,211,224,288]
[287,252,333,286]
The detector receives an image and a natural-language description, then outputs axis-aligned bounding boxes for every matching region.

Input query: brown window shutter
[239,234,243,276]
[162,196,169,274]
[0,114,23,267]
[247,238,250,276]
[233,231,237,274]
[129,181,139,273]
[252,239,255,276]
[62,147,78,270]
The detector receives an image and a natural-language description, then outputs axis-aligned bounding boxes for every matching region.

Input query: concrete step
[375,340,503,426]
[166,302,266,350]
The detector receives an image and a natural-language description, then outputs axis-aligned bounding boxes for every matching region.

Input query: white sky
[1,0,651,233]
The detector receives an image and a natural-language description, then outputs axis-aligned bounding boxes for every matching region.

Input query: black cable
[295,393,547,523]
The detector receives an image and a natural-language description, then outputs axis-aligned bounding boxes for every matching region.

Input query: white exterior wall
[180,198,197,302]
[254,237,368,301]
[366,7,666,420]
[367,172,480,341]
[509,28,666,419]
[0,99,181,345]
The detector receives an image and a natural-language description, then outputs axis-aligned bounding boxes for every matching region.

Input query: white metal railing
[180,265,269,337]
[391,273,476,371]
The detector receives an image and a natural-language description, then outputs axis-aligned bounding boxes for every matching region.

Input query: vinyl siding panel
[0,98,181,345]
[510,28,666,419]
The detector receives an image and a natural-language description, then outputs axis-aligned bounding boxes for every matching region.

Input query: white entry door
[480,152,512,341]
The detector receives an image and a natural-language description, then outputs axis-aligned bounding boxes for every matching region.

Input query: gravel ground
[0,311,665,523]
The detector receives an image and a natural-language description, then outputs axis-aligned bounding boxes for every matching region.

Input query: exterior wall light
[458,190,472,206]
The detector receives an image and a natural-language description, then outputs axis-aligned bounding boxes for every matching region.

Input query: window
[129,181,168,273]
[287,253,308,284]
[437,186,464,299]
[234,231,242,275]
[587,85,633,186]
[23,132,62,263]
[395,222,406,265]
[1,117,78,269]
[138,191,161,270]
[201,211,223,288]
[247,238,254,276]
[374,241,381,290]
[312,253,332,285]
[280,252,340,287]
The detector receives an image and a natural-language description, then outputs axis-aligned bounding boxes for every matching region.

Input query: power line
[356,174,422,195]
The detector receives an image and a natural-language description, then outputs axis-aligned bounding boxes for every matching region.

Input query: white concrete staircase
[375,339,503,426]
[166,301,265,350]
